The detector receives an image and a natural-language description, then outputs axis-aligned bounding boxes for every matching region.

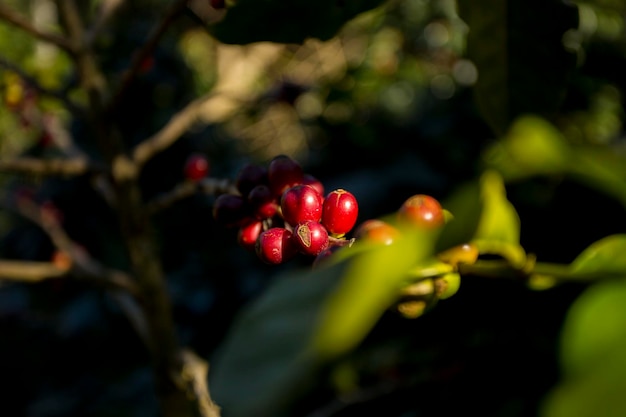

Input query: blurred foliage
[1,0,626,416]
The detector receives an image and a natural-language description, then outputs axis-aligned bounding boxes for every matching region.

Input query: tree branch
[0,3,76,53]
[179,349,222,417]
[146,177,237,214]
[84,0,127,47]
[132,92,215,167]
[2,197,141,296]
[0,55,84,115]
[0,156,104,177]
[0,260,67,281]
[457,258,621,284]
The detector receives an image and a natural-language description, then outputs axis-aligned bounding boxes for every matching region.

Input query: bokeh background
[1,0,626,416]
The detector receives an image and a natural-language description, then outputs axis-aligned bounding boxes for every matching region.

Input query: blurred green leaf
[209,261,348,417]
[209,228,436,417]
[473,170,520,244]
[483,116,626,207]
[313,227,435,359]
[472,170,525,266]
[569,234,626,277]
[482,115,573,181]
[456,0,579,135]
[208,0,387,45]
[436,170,524,265]
[436,179,483,253]
[567,147,626,208]
[541,279,626,417]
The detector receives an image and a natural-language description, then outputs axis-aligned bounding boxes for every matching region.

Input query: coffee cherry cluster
[352,193,446,246]
[212,156,475,317]
[347,193,476,318]
[212,155,359,265]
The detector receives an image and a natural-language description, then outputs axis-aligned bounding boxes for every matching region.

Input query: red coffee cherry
[397,194,445,230]
[255,227,297,265]
[312,245,344,268]
[268,154,304,197]
[353,219,400,245]
[236,163,268,196]
[238,219,263,252]
[322,189,358,237]
[280,184,323,227]
[292,220,329,256]
[212,193,250,227]
[184,153,210,182]
[302,174,324,198]
[248,184,278,220]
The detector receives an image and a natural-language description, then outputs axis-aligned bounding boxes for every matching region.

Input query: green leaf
[483,116,626,207]
[541,279,626,417]
[209,261,348,417]
[313,227,436,359]
[209,228,437,417]
[456,0,579,136]
[472,170,525,266]
[435,179,483,253]
[569,234,626,278]
[473,170,520,244]
[567,147,626,208]
[207,0,387,45]
[542,237,626,417]
[482,115,573,181]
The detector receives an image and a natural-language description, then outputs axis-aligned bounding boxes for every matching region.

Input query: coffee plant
[1,1,626,417]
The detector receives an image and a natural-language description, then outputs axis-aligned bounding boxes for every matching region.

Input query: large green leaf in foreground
[209,228,436,417]
[541,235,626,417]
[541,279,626,417]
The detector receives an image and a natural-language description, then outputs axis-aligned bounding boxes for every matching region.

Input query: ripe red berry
[236,163,268,196]
[238,219,263,252]
[292,221,329,256]
[353,219,400,245]
[397,194,445,230]
[212,193,250,227]
[312,245,344,268]
[255,227,297,265]
[247,184,278,220]
[268,154,304,197]
[280,184,323,227]
[302,174,324,198]
[184,153,209,182]
[322,189,358,237]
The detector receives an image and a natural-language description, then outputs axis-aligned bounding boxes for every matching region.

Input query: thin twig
[146,177,237,214]
[132,92,216,167]
[84,0,126,47]
[0,260,68,281]
[179,349,222,417]
[110,290,152,349]
[0,55,84,115]
[457,258,622,284]
[105,0,190,118]
[1,197,140,296]
[0,156,104,177]
[0,3,76,53]
[55,0,107,104]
